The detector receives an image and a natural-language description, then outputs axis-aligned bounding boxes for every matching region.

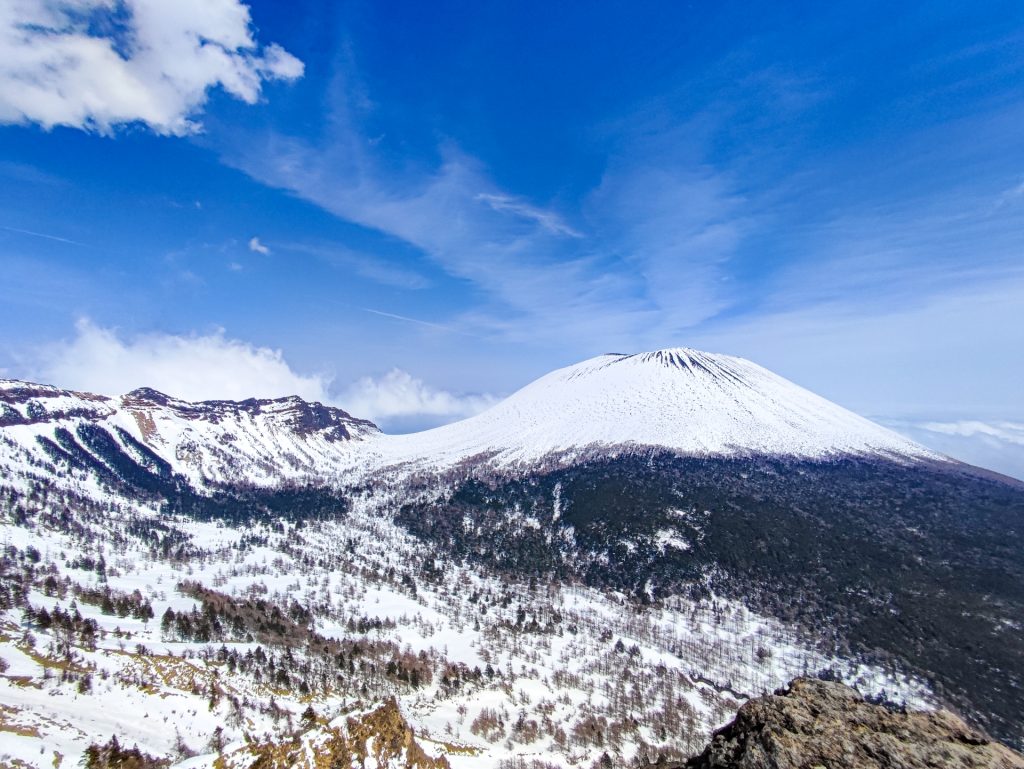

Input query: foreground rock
[684,677,1024,769]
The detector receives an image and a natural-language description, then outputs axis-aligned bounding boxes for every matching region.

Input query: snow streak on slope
[375,349,939,469]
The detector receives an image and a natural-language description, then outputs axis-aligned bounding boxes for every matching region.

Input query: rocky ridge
[683,678,1024,769]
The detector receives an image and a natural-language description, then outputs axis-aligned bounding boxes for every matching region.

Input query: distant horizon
[1,1,1022,478]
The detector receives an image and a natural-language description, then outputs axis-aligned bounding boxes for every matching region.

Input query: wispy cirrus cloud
[0,224,86,246]
[279,242,431,290]
[587,163,749,329]
[214,23,1024,404]
[362,308,479,337]
[214,73,774,349]
[475,193,583,238]
[0,160,69,187]
[211,47,851,350]
[993,178,1024,210]
[220,132,657,346]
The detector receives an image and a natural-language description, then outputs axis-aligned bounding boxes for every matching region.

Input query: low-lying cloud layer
[338,369,498,432]
[883,419,1024,481]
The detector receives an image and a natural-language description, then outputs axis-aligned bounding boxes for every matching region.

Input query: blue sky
[1,0,1023,475]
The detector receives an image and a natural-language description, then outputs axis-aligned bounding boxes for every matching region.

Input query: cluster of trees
[0,469,857,767]
[161,583,438,699]
[19,419,351,530]
[0,544,34,611]
[26,603,100,651]
[76,585,155,622]
[436,661,488,697]
[0,479,200,566]
[15,420,1012,761]
[83,736,168,769]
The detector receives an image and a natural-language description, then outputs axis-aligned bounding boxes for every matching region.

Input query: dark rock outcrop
[683,677,1024,769]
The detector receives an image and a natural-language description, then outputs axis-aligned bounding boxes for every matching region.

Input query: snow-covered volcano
[376,348,936,468]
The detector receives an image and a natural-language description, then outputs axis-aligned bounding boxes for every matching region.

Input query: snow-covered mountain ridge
[0,347,944,493]
[0,378,378,488]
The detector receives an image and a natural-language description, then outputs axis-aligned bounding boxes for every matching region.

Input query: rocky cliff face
[683,678,1024,769]
[223,698,454,769]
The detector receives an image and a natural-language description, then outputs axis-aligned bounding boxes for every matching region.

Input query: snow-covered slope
[0,482,933,769]
[375,348,938,469]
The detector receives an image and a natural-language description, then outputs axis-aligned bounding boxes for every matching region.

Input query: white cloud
[0,0,303,135]
[338,368,498,429]
[587,163,746,329]
[248,236,270,254]
[218,72,757,348]
[0,224,85,246]
[994,179,1024,209]
[28,319,330,402]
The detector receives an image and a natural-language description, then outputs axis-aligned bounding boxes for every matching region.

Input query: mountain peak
[123,386,174,405]
[602,347,739,376]
[618,347,717,366]
[572,348,752,384]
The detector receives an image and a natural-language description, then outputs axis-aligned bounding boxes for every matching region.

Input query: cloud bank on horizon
[0,0,1021,477]
[22,320,493,433]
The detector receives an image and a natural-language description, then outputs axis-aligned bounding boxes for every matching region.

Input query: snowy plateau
[0,347,1021,768]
